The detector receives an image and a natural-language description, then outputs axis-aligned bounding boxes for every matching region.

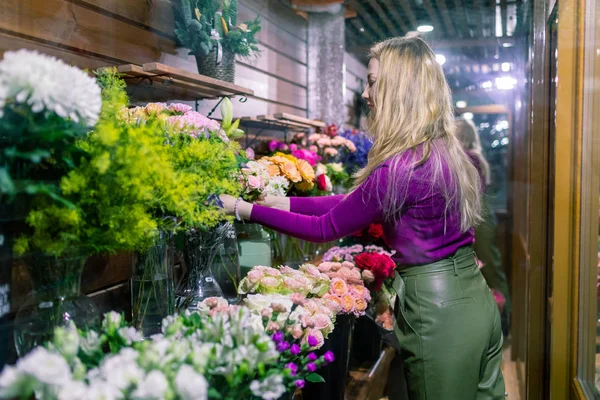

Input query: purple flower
[306,362,317,372]
[295,380,305,389]
[286,362,298,372]
[290,344,301,355]
[324,351,335,363]
[277,341,291,352]
[272,331,284,343]
[307,352,317,362]
[307,335,319,347]
[269,140,279,152]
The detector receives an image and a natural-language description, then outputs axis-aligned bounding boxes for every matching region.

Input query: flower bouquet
[321,244,394,263]
[0,307,330,400]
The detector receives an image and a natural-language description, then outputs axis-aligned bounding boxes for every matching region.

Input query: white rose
[175,365,208,400]
[58,380,88,400]
[86,381,121,400]
[131,370,169,400]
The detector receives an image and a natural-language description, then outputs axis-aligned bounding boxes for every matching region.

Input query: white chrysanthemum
[265,176,289,197]
[118,327,143,345]
[175,365,208,400]
[250,374,286,400]
[0,49,101,125]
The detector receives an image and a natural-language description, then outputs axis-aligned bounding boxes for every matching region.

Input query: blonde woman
[456,117,512,330]
[221,34,505,399]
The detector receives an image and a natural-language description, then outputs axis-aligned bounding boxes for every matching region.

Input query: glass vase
[213,230,242,304]
[175,223,234,311]
[13,252,99,356]
[236,223,272,277]
[130,230,175,337]
[271,232,316,268]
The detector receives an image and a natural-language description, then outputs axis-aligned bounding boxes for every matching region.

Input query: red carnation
[367,224,384,240]
[354,252,396,291]
[316,174,327,191]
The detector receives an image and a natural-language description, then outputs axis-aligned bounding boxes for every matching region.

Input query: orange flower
[341,294,356,312]
[258,159,281,177]
[355,298,368,312]
[330,278,348,296]
[271,156,301,182]
[349,284,367,298]
[296,158,315,181]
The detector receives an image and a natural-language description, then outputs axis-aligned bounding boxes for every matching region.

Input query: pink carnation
[291,324,304,339]
[168,103,192,113]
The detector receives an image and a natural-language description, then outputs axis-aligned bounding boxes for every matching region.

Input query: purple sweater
[251,149,475,266]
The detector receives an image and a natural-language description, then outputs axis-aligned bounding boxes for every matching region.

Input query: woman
[221,34,505,399]
[455,117,512,332]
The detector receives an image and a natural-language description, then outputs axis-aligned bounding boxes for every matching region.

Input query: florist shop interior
[3,0,600,399]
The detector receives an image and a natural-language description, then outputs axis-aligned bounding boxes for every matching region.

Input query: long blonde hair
[455,117,491,185]
[353,34,482,231]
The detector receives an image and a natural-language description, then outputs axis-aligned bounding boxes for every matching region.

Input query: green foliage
[174,0,261,58]
[17,69,242,257]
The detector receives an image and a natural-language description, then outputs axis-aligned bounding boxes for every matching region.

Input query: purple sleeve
[251,167,387,243]
[289,195,345,216]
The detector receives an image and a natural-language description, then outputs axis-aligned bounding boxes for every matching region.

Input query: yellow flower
[296,159,315,181]
[295,180,314,191]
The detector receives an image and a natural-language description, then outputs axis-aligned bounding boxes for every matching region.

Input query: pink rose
[330,277,349,296]
[302,329,325,349]
[324,147,339,156]
[302,264,322,279]
[301,315,315,328]
[361,269,375,283]
[331,262,342,272]
[290,293,306,305]
[271,303,287,313]
[246,147,255,160]
[304,300,319,314]
[313,313,333,330]
[317,262,333,273]
[341,261,356,270]
[264,267,282,276]
[309,145,319,153]
[247,269,264,284]
[261,277,280,288]
[283,277,304,291]
[203,297,220,308]
[291,324,304,339]
[322,294,343,314]
[247,175,263,190]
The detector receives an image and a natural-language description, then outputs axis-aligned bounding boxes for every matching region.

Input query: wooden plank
[396,0,418,27]
[142,62,255,96]
[434,0,457,37]
[238,3,307,64]
[365,0,402,37]
[236,44,307,88]
[196,97,307,119]
[0,32,117,71]
[258,115,313,129]
[235,64,307,110]
[241,0,307,41]
[272,113,326,128]
[421,0,446,36]
[73,0,174,37]
[0,0,175,65]
[349,0,388,40]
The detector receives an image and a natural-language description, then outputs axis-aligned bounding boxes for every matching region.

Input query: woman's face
[362,58,379,113]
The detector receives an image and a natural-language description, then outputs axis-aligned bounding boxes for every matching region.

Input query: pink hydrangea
[168,103,193,113]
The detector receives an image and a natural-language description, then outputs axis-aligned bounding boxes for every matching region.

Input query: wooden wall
[0,0,309,119]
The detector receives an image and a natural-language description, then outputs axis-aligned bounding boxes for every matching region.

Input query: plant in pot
[174,0,261,82]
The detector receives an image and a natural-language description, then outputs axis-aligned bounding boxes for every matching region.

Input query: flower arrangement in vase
[174,0,261,82]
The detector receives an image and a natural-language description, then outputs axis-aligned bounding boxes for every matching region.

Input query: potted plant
[174,0,261,82]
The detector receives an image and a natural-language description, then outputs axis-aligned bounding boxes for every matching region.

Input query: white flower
[118,327,143,345]
[131,370,168,400]
[315,163,327,176]
[0,365,33,398]
[330,162,344,173]
[265,176,289,197]
[97,349,143,391]
[58,380,88,400]
[250,374,286,400]
[52,321,80,360]
[102,311,122,331]
[17,347,72,387]
[175,365,208,400]
[85,381,121,400]
[0,49,102,125]
[80,330,101,355]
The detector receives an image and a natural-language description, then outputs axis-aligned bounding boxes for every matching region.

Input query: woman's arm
[246,168,387,243]
[256,195,344,216]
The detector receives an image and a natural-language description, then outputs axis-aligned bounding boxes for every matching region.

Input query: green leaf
[230,129,244,139]
[208,387,223,399]
[305,373,325,383]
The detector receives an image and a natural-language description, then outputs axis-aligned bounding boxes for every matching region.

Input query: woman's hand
[255,195,290,211]
[219,194,253,220]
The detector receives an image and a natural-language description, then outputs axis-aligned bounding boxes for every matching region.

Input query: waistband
[397,246,476,277]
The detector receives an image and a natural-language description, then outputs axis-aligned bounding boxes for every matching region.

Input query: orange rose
[341,294,356,312]
[355,298,368,312]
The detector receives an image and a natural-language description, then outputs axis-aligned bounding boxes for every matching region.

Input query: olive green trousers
[393,247,506,400]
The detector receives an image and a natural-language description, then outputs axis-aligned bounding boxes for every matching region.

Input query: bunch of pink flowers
[317,261,372,317]
[322,244,394,262]
[239,160,290,201]
[238,264,331,298]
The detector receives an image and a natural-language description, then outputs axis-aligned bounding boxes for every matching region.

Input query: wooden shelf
[97,62,254,103]
[240,115,325,132]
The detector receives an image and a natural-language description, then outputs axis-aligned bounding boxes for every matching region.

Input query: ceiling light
[462,112,474,120]
[417,25,434,33]
[435,54,446,65]
[456,101,467,108]
[359,27,365,32]
[495,76,517,90]
[502,42,514,48]
[501,62,511,72]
